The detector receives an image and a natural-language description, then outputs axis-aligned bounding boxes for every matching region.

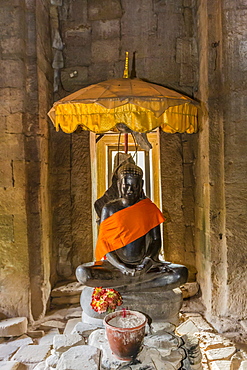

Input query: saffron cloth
[95,198,165,261]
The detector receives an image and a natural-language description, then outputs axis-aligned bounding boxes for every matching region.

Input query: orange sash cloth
[95,198,165,261]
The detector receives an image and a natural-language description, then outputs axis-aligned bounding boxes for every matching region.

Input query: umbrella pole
[124,133,128,154]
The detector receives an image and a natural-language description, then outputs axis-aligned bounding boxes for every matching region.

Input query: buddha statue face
[117,163,144,203]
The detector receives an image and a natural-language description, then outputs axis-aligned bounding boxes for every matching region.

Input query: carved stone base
[80,286,183,325]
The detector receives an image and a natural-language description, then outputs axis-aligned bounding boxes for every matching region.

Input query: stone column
[0,0,53,321]
[195,0,247,324]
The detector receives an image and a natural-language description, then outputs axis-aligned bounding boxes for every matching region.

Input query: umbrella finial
[123,51,129,78]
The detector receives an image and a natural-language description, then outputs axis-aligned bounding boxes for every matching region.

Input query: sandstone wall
[195,0,247,324]
[50,0,198,281]
[0,0,53,321]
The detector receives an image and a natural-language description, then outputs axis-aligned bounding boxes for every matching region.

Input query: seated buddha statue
[76,161,188,292]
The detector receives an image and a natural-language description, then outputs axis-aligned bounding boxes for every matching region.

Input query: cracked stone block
[137,347,176,370]
[143,332,183,356]
[161,348,185,369]
[12,344,51,363]
[176,319,199,336]
[150,321,176,334]
[71,321,101,337]
[0,318,27,338]
[56,345,101,369]
[0,335,33,360]
[53,333,85,353]
[205,346,236,361]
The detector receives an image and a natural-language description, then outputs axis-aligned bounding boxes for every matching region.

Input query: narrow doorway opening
[90,130,162,254]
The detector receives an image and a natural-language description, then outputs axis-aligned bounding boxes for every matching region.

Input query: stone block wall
[50,0,199,282]
[0,0,53,321]
[195,0,247,325]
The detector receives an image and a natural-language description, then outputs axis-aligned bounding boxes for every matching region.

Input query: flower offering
[91,287,123,313]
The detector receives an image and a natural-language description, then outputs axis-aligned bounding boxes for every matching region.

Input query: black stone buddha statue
[76,161,188,292]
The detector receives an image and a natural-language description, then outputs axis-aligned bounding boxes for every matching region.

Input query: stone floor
[0,282,246,369]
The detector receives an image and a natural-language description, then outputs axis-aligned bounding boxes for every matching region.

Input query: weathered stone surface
[39,320,65,331]
[137,347,177,370]
[209,361,231,369]
[240,361,247,370]
[27,330,45,339]
[82,286,183,324]
[91,39,120,64]
[181,282,200,299]
[61,67,88,92]
[143,333,182,357]
[240,320,247,331]
[40,307,82,323]
[182,334,202,366]
[51,296,81,306]
[0,362,25,370]
[199,332,233,351]
[12,344,51,363]
[205,346,236,361]
[88,329,127,369]
[32,361,46,370]
[56,345,101,369]
[0,318,27,338]
[45,353,59,368]
[38,328,60,345]
[53,333,85,353]
[32,362,46,370]
[88,0,122,20]
[176,319,199,336]
[63,318,82,335]
[150,321,176,335]
[63,29,91,67]
[71,321,101,337]
[92,19,120,40]
[182,314,214,333]
[0,60,24,89]
[230,351,247,370]
[162,348,185,369]
[0,335,33,360]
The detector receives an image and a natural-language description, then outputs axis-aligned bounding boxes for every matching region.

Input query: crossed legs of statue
[76,260,188,292]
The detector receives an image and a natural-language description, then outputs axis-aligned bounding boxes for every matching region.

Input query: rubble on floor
[0,283,246,369]
[0,306,246,369]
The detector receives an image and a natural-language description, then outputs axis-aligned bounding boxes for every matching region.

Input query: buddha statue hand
[119,257,153,277]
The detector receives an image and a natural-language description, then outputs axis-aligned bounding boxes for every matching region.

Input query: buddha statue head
[117,163,144,203]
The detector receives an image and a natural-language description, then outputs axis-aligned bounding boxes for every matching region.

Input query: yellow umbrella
[48,77,198,135]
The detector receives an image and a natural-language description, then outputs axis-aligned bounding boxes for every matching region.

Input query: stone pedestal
[80,286,183,325]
